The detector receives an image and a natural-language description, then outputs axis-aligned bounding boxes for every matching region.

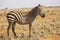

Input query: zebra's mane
[29,6,38,13]
[25,6,39,17]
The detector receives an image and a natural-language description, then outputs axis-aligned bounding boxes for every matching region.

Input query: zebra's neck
[29,12,37,18]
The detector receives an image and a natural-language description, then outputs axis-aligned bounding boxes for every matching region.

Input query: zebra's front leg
[12,22,17,38]
[29,23,32,38]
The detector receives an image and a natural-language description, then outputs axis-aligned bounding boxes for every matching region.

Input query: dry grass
[0,6,60,40]
[44,35,60,40]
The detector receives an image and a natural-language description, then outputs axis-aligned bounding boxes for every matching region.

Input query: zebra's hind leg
[11,21,17,38]
[7,21,12,37]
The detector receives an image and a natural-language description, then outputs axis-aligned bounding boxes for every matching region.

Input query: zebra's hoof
[29,35,31,38]
[14,36,18,38]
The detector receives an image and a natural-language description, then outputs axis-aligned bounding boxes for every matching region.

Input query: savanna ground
[0,6,60,40]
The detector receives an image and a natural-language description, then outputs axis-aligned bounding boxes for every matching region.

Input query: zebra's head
[37,4,45,18]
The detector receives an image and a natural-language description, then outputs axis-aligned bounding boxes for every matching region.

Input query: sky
[0,0,60,9]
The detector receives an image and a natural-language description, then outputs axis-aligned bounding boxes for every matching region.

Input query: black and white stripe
[6,11,23,22]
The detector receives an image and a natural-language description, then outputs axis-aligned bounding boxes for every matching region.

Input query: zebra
[6,4,45,38]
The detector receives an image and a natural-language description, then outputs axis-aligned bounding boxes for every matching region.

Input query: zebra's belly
[17,17,29,24]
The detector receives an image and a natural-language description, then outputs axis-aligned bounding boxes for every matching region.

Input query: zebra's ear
[38,4,41,6]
